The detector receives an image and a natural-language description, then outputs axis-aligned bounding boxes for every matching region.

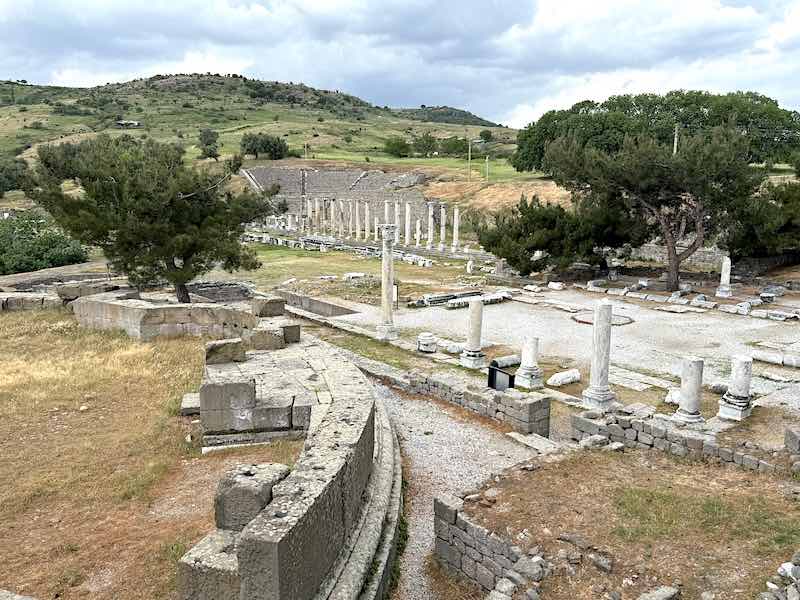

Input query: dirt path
[376,383,533,600]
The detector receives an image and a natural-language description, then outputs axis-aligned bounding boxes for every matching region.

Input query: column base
[516,367,544,390]
[715,286,732,298]
[376,324,399,341]
[459,350,486,369]
[717,394,752,421]
[672,408,705,424]
[438,243,445,252]
[426,243,433,250]
[582,386,617,410]
[451,244,460,254]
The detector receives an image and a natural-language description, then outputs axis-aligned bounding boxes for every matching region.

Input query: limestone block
[215,463,290,531]
[292,392,314,430]
[177,529,240,600]
[200,380,256,413]
[786,428,800,454]
[252,395,293,430]
[277,320,301,344]
[249,326,286,351]
[205,338,246,364]
[251,295,286,317]
[752,349,783,365]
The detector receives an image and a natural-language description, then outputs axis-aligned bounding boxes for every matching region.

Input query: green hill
[0,74,507,164]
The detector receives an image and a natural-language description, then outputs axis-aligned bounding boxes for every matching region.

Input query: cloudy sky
[1,0,799,127]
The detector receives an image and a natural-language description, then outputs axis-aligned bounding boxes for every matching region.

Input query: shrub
[384,136,411,157]
[0,211,88,275]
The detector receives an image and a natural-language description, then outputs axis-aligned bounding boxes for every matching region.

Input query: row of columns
[296,200,461,251]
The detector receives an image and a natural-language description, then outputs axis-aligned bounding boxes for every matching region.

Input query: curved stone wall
[179,338,402,600]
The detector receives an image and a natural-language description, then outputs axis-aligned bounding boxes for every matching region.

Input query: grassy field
[0,309,302,599]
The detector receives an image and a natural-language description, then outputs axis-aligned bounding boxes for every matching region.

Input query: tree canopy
[384,136,411,157]
[512,91,800,171]
[0,211,87,275]
[240,132,288,160]
[543,127,765,289]
[32,135,274,302]
[0,157,29,197]
[198,128,220,161]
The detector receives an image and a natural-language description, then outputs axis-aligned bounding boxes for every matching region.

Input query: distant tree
[479,129,493,142]
[513,91,800,171]
[32,135,275,302]
[412,132,438,156]
[439,136,469,156]
[384,136,411,158]
[0,211,87,276]
[240,132,288,159]
[0,157,28,198]
[545,127,765,290]
[198,128,220,161]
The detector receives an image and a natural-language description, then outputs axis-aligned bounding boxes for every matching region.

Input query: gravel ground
[376,382,534,600]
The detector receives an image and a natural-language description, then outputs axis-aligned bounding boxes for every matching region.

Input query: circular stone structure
[571,311,634,326]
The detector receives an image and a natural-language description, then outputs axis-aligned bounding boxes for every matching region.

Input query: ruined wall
[71,293,258,341]
[629,243,728,272]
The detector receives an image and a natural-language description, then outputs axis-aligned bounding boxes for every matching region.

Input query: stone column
[438,204,447,251]
[364,203,370,241]
[426,203,434,250]
[516,336,544,389]
[582,300,617,409]
[415,219,421,247]
[377,224,399,341]
[384,200,390,224]
[466,259,474,274]
[306,198,312,233]
[716,256,732,298]
[338,200,344,239]
[287,214,294,230]
[404,203,412,246]
[460,299,486,369]
[313,198,320,233]
[717,355,752,421]
[451,206,460,252]
[673,356,704,423]
[354,201,361,241]
[394,201,401,243]
[348,200,354,239]
[374,218,379,242]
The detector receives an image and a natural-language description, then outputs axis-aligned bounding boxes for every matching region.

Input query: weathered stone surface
[547,369,581,387]
[214,463,290,531]
[205,338,246,364]
[251,295,286,317]
[249,326,286,351]
[637,586,680,600]
[177,530,241,600]
[786,428,800,454]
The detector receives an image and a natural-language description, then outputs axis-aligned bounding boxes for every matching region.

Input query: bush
[384,136,411,158]
[479,129,493,142]
[240,132,288,159]
[0,212,88,275]
[0,157,28,197]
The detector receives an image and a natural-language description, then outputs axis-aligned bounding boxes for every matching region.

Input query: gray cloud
[1,0,798,126]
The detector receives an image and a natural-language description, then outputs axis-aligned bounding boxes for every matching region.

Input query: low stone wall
[629,243,727,272]
[72,292,258,341]
[275,290,358,317]
[179,339,403,600]
[570,404,799,475]
[407,372,551,436]
[0,292,61,311]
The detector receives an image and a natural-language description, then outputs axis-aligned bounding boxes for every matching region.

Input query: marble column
[348,200,354,238]
[466,259,474,274]
[374,218,379,242]
[338,200,345,239]
[438,204,447,252]
[717,355,753,421]
[376,224,399,341]
[460,299,486,369]
[364,203,370,241]
[287,214,294,230]
[673,356,704,423]
[582,300,617,409]
[716,256,732,298]
[415,219,421,247]
[314,198,321,233]
[306,198,312,233]
[384,200,390,223]
[516,336,544,389]
[354,201,360,240]
[394,201,401,243]
[451,206,460,252]
[426,203,434,250]
[404,203,412,246]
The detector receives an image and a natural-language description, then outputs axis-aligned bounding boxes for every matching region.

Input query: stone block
[205,338,246,364]
[292,392,314,430]
[200,380,256,413]
[251,295,285,317]
[786,428,800,454]
[177,530,240,600]
[475,562,496,590]
[277,320,301,344]
[215,463,290,531]
[435,494,464,524]
[249,326,286,351]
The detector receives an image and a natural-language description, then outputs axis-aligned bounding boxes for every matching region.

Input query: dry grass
[465,451,800,599]
[424,179,572,214]
[0,310,303,599]
[423,554,484,600]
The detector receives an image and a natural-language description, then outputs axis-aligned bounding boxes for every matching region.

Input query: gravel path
[376,382,534,600]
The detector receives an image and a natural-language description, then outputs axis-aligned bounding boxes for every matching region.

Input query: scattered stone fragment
[637,587,681,600]
[547,369,581,387]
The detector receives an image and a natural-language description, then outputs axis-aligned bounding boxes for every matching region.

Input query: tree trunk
[665,242,681,292]
[175,282,191,304]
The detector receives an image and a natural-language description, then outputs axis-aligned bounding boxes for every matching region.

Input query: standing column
[287,214,294,230]
[718,355,752,421]
[582,300,617,409]
[451,206,460,253]
[306,198,312,233]
[348,200,354,239]
[460,299,486,368]
[314,198,321,233]
[394,201,401,243]
[415,219,421,247]
[364,203,371,241]
[674,356,705,423]
[384,200,390,224]
[404,203,412,246]
[426,203,434,250]
[376,224,399,341]
[338,200,345,239]
[355,201,361,241]
[516,336,544,389]
[374,218,379,242]
[716,256,732,298]
[438,203,447,252]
